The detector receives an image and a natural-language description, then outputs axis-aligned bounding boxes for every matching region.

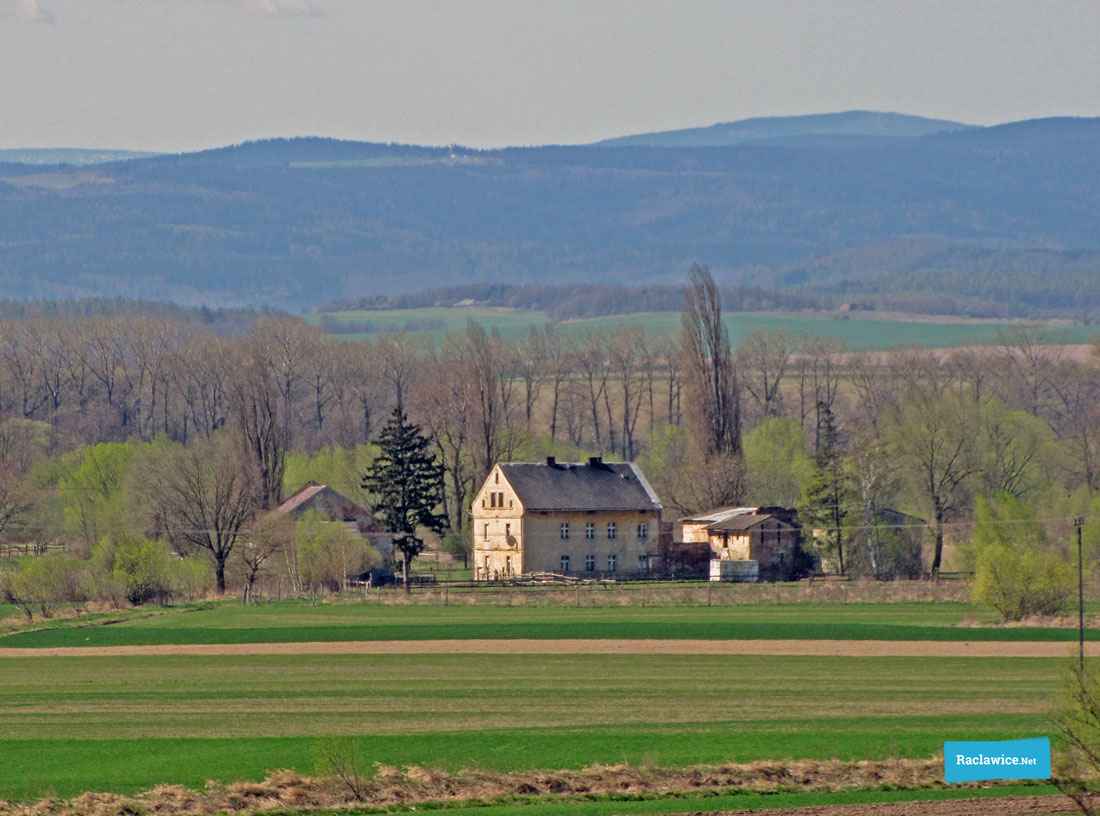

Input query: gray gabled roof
[497,460,662,512]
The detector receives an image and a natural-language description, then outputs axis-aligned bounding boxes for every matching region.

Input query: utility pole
[1076,517,1085,668]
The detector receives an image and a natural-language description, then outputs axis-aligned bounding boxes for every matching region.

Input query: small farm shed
[680,506,801,582]
[269,482,392,562]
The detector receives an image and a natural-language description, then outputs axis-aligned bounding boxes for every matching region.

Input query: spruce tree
[363,408,448,592]
[799,401,851,574]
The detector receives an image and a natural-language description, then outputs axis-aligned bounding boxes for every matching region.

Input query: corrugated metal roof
[498,460,662,512]
[680,506,760,524]
[707,513,774,532]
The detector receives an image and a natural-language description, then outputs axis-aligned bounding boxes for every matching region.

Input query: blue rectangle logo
[944,737,1051,782]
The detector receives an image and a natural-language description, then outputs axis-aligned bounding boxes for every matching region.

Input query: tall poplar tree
[362,408,447,592]
[680,263,744,507]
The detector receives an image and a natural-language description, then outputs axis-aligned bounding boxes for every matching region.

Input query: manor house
[471,457,662,580]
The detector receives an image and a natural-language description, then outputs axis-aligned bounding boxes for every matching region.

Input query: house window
[489,492,496,508]
[607,522,616,539]
[505,523,511,540]
[505,555,512,574]
[483,524,489,541]
[561,554,570,572]
[585,523,595,539]
[608,554,617,571]
[637,523,648,539]
[498,492,505,507]
[560,523,569,540]
[638,554,648,569]
[585,554,595,572]
[494,471,499,484]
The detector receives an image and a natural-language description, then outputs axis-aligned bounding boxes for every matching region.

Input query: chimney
[588,456,602,467]
[546,456,556,467]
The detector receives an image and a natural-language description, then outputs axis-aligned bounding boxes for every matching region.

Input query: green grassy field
[0,600,1079,808]
[309,307,1099,350]
[4,600,1097,648]
[0,650,1063,799]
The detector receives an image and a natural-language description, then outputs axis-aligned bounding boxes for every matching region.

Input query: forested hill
[592,110,976,147]
[1,116,1099,316]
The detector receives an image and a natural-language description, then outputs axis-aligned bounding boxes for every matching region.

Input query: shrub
[441,533,470,566]
[1052,660,1100,815]
[0,554,83,619]
[294,510,380,594]
[972,542,1074,621]
[169,557,213,601]
[313,736,370,800]
[113,536,173,605]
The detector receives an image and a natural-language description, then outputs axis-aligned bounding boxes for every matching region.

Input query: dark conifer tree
[363,408,448,592]
[799,401,851,575]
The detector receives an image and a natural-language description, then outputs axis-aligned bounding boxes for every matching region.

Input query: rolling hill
[1,115,1098,316]
[592,110,976,147]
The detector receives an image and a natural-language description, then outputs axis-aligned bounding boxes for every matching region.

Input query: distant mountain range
[2,112,1098,318]
[593,110,976,147]
[0,148,161,166]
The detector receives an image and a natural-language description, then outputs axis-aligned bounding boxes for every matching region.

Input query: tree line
[316,282,829,322]
[1,269,1099,616]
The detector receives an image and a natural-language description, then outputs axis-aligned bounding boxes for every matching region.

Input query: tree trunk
[930,506,944,575]
[215,557,227,593]
[402,555,411,595]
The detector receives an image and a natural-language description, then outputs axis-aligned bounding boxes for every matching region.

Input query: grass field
[0,599,1080,809]
[4,600,1098,648]
[309,307,1100,350]
[0,650,1063,799]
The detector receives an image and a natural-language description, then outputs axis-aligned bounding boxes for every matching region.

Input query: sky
[2,0,1099,152]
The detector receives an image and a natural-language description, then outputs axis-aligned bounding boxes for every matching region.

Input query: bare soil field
[1,637,1095,658]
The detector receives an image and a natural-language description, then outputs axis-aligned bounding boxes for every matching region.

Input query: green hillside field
[309,308,1099,350]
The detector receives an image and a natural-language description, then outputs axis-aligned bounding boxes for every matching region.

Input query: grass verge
[0,758,1060,814]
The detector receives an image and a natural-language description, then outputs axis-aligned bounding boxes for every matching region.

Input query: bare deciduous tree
[681,263,741,459]
[887,388,981,574]
[738,328,792,421]
[238,514,294,604]
[232,344,287,510]
[134,434,259,592]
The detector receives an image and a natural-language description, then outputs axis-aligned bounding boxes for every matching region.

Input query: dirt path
[703,794,1077,815]
[1,638,1096,658]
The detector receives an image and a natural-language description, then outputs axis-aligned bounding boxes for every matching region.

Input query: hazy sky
[2,0,1099,152]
